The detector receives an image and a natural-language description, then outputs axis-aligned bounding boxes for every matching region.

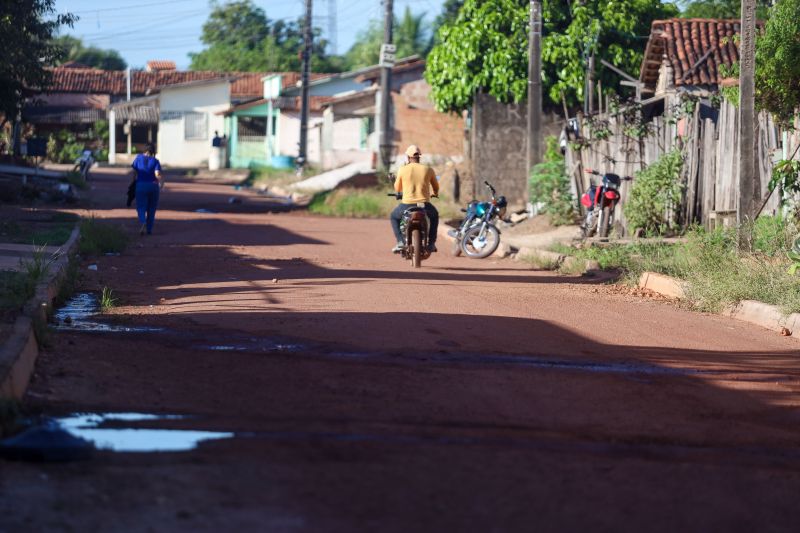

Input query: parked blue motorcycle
[449,180,507,258]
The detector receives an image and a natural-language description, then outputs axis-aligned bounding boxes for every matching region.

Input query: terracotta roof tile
[43,68,321,99]
[639,18,764,90]
[146,60,176,71]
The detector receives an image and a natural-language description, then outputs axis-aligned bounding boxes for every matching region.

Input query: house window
[237,116,267,137]
[184,112,207,140]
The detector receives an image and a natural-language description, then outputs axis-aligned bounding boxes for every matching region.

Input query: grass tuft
[99,287,117,311]
[79,217,128,256]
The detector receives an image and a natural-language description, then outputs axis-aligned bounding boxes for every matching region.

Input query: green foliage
[0,1,76,120]
[768,158,800,209]
[556,221,800,313]
[308,188,397,218]
[46,130,84,163]
[100,287,117,311]
[344,8,431,70]
[425,0,677,113]
[529,136,575,225]
[0,271,36,312]
[51,35,126,70]
[755,0,800,126]
[79,217,128,256]
[624,149,684,235]
[679,0,770,18]
[788,236,800,276]
[189,0,339,73]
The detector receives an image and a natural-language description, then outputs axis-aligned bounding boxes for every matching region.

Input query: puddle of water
[53,293,162,333]
[199,337,305,353]
[56,413,233,453]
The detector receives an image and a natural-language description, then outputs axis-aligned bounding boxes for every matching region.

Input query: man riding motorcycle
[390,145,439,253]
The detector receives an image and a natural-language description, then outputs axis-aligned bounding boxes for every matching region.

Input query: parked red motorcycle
[580,168,632,239]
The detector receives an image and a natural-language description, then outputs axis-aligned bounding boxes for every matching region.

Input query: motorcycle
[388,190,436,268]
[449,180,507,258]
[580,168,632,239]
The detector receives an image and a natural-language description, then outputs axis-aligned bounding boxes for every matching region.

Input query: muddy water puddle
[54,293,162,333]
[55,413,234,452]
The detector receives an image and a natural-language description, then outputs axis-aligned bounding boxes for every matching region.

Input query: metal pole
[126,67,132,156]
[527,0,542,177]
[378,0,394,170]
[298,0,313,172]
[738,0,757,249]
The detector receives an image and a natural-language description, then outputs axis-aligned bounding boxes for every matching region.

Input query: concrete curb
[638,272,687,299]
[636,271,800,339]
[0,225,81,399]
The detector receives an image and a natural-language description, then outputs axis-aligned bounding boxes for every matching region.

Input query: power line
[67,0,198,14]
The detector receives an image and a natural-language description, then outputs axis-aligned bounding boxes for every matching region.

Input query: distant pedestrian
[212,131,222,148]
[130,143,163,236]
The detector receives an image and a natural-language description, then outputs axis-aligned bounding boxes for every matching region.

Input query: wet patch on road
[53,293,163,333]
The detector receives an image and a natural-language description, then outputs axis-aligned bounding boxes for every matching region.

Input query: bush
[529,136,575,225]
[46,130,84,164]
[624,149,684,235]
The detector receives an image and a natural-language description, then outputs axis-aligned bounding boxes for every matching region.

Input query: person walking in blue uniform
[130,144,163,235]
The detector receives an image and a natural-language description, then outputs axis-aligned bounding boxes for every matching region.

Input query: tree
[52,36,127,70]
[425,0,678,113]
[755,0,800,126]
[433,0,464,35]
[343,8,431,70]
[679,0,770,19]
[0,1,75,121]
[189,0,338,72]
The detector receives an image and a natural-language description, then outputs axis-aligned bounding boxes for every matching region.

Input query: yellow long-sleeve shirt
[394,162,438,204]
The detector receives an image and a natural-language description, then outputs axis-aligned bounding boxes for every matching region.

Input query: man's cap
[405,144,421,157]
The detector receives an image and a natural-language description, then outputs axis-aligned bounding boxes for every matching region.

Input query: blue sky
[53,0,445,70]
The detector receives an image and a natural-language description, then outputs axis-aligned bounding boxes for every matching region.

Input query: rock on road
[2,168,800,532]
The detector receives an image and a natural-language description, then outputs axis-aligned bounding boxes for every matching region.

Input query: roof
[272,95,334,112]
[640,18,764,89]
[146,60,176,71]
[321,86,378,108]
[355,56,425,83]
[43,68,307,99]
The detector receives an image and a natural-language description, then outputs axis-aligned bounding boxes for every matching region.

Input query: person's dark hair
[145,143,156,155]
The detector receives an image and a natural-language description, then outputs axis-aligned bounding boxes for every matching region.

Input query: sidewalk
[0,242,65,272]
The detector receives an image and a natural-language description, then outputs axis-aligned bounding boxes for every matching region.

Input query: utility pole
[126,67,132,156]
[738,0,757,248]
[527,0,542,176]
[378,0,394,171]
[298,0,313,172]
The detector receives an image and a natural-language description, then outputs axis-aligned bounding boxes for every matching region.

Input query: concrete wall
[278,111,323,164]
[470,93,562,210]
[157,81,229,167]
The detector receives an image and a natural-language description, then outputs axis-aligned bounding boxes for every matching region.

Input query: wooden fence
[565,95,800,234]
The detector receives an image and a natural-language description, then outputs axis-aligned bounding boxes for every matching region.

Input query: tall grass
[79,217,128,255]
[555,216,800,313]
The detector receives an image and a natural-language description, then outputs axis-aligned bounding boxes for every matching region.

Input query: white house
[156,78,231,167]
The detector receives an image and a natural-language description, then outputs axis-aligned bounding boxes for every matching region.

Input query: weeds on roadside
[556,216,800,314]
[99,287,117,311]
[32,314,53,349]
[79,217,128,255]
[20,245,59,284]
[520,254,561,271]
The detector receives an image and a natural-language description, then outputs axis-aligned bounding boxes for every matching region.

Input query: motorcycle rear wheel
[411,229,422,268]
[461,224,500,259]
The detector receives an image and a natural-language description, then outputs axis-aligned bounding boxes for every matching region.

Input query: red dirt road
[2,168,800,532]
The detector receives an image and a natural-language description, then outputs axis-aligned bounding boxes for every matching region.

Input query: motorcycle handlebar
[584,168,600,175]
